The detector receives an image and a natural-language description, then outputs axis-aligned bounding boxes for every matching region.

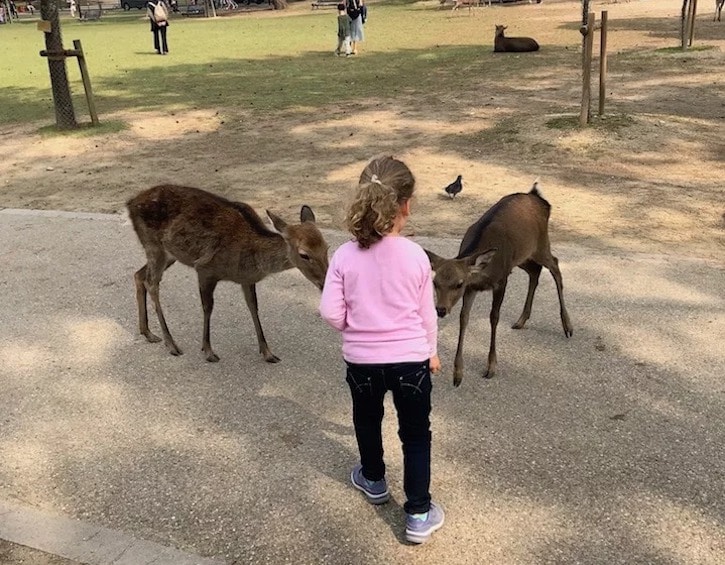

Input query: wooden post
[73,39,99,126]
[688,0,698,46]
[580,12,595,126]
[598,11,608,117]
[685,0,695,49]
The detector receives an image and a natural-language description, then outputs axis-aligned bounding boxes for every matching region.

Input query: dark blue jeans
[345,360,432,514]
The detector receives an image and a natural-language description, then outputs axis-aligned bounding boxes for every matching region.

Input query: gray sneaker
[350,464,390,505]
[405,501,445,544]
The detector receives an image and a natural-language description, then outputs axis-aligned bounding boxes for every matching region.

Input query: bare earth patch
[1,0,723,260]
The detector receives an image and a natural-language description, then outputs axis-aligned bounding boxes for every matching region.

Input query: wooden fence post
[598,10,608,117]
[73,39,99,126]
[580,12,595,126]
[688,0,698,46]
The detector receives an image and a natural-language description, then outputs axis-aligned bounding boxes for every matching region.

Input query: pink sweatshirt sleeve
[319,252,347,332]
[419,265,438,357]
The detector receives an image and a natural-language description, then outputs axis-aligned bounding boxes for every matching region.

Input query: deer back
[127,184,328,287]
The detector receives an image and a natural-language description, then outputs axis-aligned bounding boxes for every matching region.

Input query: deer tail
[529,177,544,198]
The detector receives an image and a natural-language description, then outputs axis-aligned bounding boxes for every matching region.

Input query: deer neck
[246,234,293,278]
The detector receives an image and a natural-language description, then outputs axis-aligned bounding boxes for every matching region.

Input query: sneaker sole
[405,515,445,544]
[350,471,390,505]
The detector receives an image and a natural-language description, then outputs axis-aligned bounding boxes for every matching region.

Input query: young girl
[319,156,444,544]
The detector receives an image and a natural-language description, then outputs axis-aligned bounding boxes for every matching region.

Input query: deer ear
[424,249,446,271]
[266,210,287,235]
[300,205,316,223]
[467,248,497,273]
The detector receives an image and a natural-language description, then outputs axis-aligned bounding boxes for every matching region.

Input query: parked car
[121,0,147,10]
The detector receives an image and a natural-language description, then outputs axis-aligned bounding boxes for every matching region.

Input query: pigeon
[444,175,463,198]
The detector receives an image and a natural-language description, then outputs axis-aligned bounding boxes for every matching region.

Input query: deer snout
[436,306,448,318]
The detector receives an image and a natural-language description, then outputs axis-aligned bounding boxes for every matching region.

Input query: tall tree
[40,0,77,129]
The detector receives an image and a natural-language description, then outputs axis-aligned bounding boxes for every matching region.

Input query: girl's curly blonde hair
[345,156,416,249]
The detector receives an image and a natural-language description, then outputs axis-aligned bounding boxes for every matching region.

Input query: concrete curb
[0,499,225,565]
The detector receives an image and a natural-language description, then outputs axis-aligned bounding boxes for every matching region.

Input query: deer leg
[199,275,220,362]
[242,283,280,363]
[453,288,478,387]
[542,254,574,338]
[134,258,176,345]
[512,260,543,330]
[145,255,182,356]
[134,265,161,344]
[484,278,508,379]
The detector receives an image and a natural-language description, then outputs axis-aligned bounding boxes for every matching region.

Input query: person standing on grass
[346,0,364,55]
[319,155,445,545]
[147,0,169,55]
[335,3,351,56]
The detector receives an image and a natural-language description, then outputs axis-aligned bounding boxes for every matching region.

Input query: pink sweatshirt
[319,236,438,364]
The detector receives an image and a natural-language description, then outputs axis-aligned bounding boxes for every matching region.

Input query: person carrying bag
[147,0,170,55]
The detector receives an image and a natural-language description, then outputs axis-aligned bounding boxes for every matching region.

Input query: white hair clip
[370,174,383,185]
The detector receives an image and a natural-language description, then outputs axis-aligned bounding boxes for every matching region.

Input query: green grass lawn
[0,4,557,126]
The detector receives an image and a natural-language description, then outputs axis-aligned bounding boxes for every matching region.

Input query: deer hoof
[167,343,183,356]
[264,353,281,363]
[142,331,162,344]
[482,368,496,379]
[511,321,526,330]
[453,372,463,387]
[564,327,574,338]
[205,351,220,363]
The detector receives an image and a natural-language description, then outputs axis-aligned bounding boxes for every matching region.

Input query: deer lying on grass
[127,184,329,363]
[494,25,540,53]
[425,182,573,387]
[716,0,724,22]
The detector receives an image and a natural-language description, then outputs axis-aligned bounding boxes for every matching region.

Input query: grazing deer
[425,182,573,387]
[127,184,329,363]
[716,0,724,21]
[494,25,540,53]
[451,0,478,13]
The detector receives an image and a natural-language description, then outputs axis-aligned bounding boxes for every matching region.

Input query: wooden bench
[311,0,339,9]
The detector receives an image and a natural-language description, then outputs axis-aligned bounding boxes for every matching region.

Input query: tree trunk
[40,0,77,129]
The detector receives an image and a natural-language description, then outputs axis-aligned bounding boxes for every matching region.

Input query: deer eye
[455,281,464,290]
[299,252,310,261]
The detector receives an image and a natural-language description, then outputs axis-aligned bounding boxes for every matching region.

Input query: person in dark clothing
[147,0,169,55]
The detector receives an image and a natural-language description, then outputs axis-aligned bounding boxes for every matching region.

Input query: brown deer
[127,184,329,363]
[494,25,540,53]
[425,182,573,387]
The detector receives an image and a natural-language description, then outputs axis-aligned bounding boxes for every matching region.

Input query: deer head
[425,249,497,317]
[267,206,329,291]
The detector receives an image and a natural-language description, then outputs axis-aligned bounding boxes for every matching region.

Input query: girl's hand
[430,355,441,374]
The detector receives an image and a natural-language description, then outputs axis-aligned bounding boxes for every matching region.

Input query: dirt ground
[1,0,723,261]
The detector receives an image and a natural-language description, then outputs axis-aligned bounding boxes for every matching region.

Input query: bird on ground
[444,175,463,198]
